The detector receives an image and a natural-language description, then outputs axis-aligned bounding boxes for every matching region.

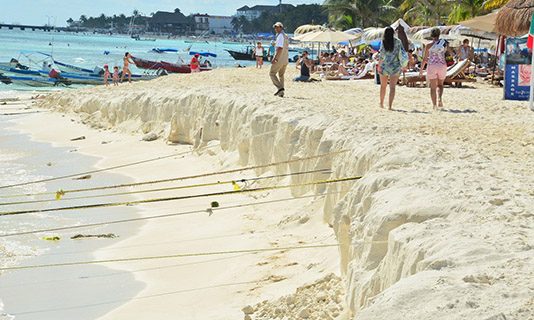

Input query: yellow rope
[0,191,347,238]
[0,169,330,206]
[0,150,347,199]
[0,176,361,216]
[0,129,280,191]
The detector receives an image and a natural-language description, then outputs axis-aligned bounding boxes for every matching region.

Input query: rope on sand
[0,191,348,238]
[0,238,391,272]
[0,176,361,217]
[0,150,348,199]
[0,168,331,206]
[0,129,281,191]
[0,244,340,271]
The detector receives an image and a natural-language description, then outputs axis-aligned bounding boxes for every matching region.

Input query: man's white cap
[273,22,284,28]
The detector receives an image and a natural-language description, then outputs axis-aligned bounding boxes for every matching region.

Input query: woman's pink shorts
[426,64,447,81]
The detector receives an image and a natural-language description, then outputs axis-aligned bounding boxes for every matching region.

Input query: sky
[0,0,321,26]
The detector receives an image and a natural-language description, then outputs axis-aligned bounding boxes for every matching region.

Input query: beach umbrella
[408,26,429,35]
[452,25,498,40]
[369,40,382,51]
[495,0,534,36]
[459,11,499,34]
[295,29,359,43]
[361,27,384,42]
[294,24,326,36]
[344,28,363,35]
[391,19,411,31]
[494,0,534,111]
[411,26,459,41]
[392,19,411,51]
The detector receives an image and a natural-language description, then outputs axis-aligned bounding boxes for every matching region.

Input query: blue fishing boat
[0,74,71,87]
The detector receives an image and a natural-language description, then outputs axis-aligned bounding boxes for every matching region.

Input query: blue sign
[504,37,532,101]
[505,64,530,100]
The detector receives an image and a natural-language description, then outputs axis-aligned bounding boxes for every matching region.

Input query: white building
[208,16,233,34]
[193,14,233,35]
[236,3,294,21]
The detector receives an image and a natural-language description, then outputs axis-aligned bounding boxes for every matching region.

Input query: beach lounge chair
[444,59,476,87]
[402,59,475,87]
[325,62,375,80]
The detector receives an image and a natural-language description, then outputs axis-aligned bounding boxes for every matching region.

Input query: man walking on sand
[270,22,289,97]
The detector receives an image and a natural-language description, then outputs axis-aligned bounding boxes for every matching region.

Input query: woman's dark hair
[125,52,129,57]
[382,27,395,52]
[431,28,440,39]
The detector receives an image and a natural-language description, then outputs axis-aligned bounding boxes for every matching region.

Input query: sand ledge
[39,68,534,319]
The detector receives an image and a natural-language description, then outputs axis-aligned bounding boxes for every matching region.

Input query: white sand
[9,67,534,319]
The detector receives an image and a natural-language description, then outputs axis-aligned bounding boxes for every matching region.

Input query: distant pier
[0,24,85,32]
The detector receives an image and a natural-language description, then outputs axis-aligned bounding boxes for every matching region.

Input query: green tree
[323,0,397,29]
[483,0,509,9]
[448,0,486,24]
[231,16,240,32]
[400,0,450,25]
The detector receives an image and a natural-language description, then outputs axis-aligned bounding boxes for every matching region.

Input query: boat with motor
[226,45,303,62]
[0,74,71,87]
[0,56,159,87]
[225,46,267,61]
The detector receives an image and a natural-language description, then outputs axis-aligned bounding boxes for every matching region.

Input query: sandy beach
[1,67,533,320]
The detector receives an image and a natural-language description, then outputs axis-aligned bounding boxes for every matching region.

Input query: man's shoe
[275,88,285,97]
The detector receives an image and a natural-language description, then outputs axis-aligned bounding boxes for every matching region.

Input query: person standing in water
[121,52,134,83]
[270,22,289,97]
[420,28,452,109]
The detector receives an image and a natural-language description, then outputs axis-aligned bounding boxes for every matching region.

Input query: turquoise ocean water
[0,28,256,91]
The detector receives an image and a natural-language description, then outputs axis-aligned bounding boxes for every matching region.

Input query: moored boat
[0,74,71,87]
[225,47,266,61]
[132,56,211,74]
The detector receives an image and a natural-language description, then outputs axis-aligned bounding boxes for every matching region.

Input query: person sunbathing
[294,51,318,82]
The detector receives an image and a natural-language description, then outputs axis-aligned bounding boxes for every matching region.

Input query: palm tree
[400,0,450,25]
[231,16,240,32]
[323,0,396,28]
[448,0,486,23]
[483,0,509,9]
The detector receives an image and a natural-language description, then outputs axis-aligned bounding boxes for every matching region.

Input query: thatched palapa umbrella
[495,0,534,110]
[460,11,499,34]
[495,0,534,36]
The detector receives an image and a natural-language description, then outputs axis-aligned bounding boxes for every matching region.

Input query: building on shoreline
[150,9,191,34]
[193,14,233,35]
[236,2,295,21]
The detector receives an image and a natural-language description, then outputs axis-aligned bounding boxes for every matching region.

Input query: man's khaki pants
[270,62,288,91]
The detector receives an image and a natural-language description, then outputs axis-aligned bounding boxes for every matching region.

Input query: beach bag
[399,46,409,68]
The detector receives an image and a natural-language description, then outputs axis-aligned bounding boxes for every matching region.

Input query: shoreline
[2,91,342,319]
[2,67,533,319]
[0,107,145,320]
